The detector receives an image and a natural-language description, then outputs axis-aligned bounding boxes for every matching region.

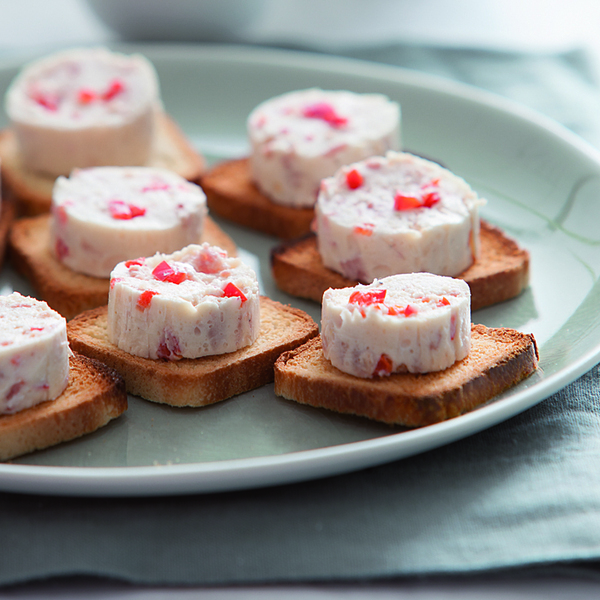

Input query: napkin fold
[2,44,600,587]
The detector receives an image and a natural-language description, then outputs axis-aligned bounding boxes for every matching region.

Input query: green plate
[0,44,598,496]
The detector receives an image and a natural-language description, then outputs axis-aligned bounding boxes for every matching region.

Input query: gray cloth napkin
[2,45,600,587]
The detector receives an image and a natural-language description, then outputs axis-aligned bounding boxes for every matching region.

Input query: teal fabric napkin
[2,44,600,587]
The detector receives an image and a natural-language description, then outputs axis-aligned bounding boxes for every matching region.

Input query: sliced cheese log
[321,273,471,378]
[0,292,70,414]
[315,151,485,281]
[248,88,400,208]
[50,166,207,278]
[108,243,260,360]
[5,47,159,176]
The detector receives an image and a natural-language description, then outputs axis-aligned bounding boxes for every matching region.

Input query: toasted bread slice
[8,214,237,321]
[201,158,314,239]
[271,220,530,311]
[0,194,16,270]
[0,353,127,461]
[274,324,538,428]
[67,297,319,407]
[0,111,206,217]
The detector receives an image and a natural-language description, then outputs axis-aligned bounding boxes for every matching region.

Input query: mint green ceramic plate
[1,45,599,496]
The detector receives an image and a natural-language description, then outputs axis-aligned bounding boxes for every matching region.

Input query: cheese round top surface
[321,273,471,378]
[0,292,70,414]
[248,88,400,208]
[315,151,485,281]
[108,243,260,360]
[4,47,159,176]
[51,166,207,278]
[6,47,158,128]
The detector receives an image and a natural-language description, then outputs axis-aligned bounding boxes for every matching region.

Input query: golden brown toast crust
[270,220,530,310]
[274,324,539,428]
[0,353,127,461]
[8,214,237,321]
[201,158,314,239]
[0,111,206,217]
[67,297,319,407]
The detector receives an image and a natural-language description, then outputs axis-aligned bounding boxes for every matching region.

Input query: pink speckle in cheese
[302,102,348,128]
[55,238,69,260]
[108,199,146,220]
[157,330,181,360]
[6,381,25,402]
[102,78,125,101]
[192,246,227,274]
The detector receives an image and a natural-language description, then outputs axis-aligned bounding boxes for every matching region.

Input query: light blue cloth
[2,44,600,587]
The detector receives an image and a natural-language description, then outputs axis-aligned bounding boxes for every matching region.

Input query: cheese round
[248,88,400,208]
[321,273,471,378]
[50,166,207,278]
[0,292,70,414]
[315,151,485,282]
[5,47,159,177]
[108,244,260,360]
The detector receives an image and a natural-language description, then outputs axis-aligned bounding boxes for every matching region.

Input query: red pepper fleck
[125,259,144,268]
[394,194,422,211]
[373,354,393,377]
[349,290,386,306]
[422,192,440,208]
[110,277,122,289]
[438,296,451,307]
[157,331,181,360]
[353,224,374,236]
[152,261,188,284]
[302,102,348,128]
[345,169,363,190]
[30,327,44,332]
[223,282,247,303]
[137,289,159,311]
[102,78,125,101]
[108,200,146,220]
[77,88,96,104]
[403,304,418,317]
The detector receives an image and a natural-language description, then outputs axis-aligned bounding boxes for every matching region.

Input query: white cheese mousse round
[321,273,471,378]
[5,47,160,177]
[0,292,70,414]
[315,151,485,282]
[248,88,400,208]
[51,166,207,278]
[108,243,260,360]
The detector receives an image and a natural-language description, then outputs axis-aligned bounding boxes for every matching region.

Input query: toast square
[201,158,314,239]
[8,213,238,321]
[0,353,127,461]
[270,220,530,310]
[67,297,319,407]
[274,325,539,428]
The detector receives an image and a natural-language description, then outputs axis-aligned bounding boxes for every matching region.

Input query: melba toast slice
[67,297,319,407]
[0,112,206,216]
[0,353,127,461]
[271,221,530,311]
[274,324,539,428]
[8,213,238,321]
[201,158,314,240]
